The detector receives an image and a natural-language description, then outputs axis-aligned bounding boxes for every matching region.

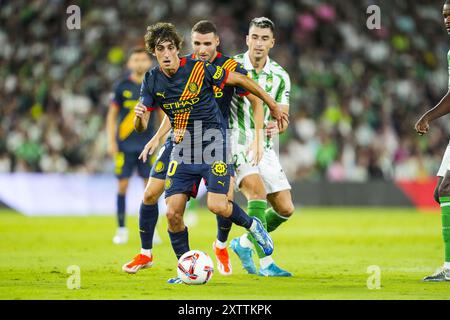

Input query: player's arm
[106,102,119,157]
[226,71,289,130]
[134,102,151,133]
[266,104,289,138]
[415,90,450,135]
[138,113,172,163]
[246,93,264,165]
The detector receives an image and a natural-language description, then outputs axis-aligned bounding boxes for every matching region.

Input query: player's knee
[246,190,266,201]
[166,208,183,228]
[438,178,450,197]
[143,188,159,205]
[118,180,129,195]
[207,201,229,217]
[277,202,295,217]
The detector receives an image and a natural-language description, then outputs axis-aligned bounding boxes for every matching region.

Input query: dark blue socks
[168,227,190,259]
[139,203,159,250]
[216,215,232,242]
[117,194,126,227]
[228,201,253,229]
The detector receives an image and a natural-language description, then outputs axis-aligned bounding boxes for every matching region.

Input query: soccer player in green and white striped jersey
[414,1,450,282]
[226,17,295,277]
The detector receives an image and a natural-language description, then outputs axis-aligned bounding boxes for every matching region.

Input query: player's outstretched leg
[424,172,450,282]
[230,199,268,275]
[214,215,233,275]
[113,178,129,244]
[208,192,274,256]
[213,176,235,275]
[165,193,190,284]
[122,177,164,274]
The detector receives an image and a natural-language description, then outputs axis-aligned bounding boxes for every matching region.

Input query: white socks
[141,248,152,257]
[444,262,450,269]
[239,234,254,249]
[239,234,274,268]
[215,240,227,249]
[260,256,274,269]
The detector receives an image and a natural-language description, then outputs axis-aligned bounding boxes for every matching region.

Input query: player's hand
[414,115,430,136]
[134,103,146,119]
[248,137,263,166]
[139,137,160,163]
[265,121,279,138]
[107,142,118,157]
[269,104,289,132]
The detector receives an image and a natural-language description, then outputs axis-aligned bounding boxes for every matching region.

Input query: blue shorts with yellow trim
[115,151,151,179]
[164,160,230,199]
[150,139,173,180]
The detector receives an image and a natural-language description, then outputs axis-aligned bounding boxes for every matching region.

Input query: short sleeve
[110,82,122,108]
[276,72,291,105]
[234,62,250,97]
[139,71,157,111]
[204,62,229,90]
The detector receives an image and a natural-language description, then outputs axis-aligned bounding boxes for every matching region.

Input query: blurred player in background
[414,0,450,282]
[225,17,295,277]
[122,20,266,275]
[106,47,158,244]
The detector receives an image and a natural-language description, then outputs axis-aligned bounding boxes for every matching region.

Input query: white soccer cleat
[113,227,128,245]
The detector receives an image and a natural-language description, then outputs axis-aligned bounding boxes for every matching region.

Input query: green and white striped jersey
[230,51,291,148]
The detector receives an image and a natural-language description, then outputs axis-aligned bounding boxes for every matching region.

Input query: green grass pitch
[0,207,449,300]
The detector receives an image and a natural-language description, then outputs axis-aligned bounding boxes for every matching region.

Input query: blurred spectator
[1,0,449,182]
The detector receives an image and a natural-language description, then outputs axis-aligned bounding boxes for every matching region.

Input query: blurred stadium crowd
[1,0,450,181]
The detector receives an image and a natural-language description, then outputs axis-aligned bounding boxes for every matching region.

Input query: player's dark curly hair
[144,22,183,54]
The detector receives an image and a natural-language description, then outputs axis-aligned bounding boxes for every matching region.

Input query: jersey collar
[243,51,271,74]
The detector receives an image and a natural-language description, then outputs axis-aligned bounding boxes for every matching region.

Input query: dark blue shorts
[164,160,231,199]
[150,139,173,180]
[115,151,151,179]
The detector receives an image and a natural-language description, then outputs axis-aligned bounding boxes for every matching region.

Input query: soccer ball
[177,250,214,285]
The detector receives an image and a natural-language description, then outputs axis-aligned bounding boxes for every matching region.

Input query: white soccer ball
[177,250,214,285]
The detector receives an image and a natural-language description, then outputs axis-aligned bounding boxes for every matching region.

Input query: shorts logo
[211,161,227,176]
[213,67,224,80]
[123,90,133,98]
[188,82,198,94]
[165,178,172,190]
[155,161,165,173]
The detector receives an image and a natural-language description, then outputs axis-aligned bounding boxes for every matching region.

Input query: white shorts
[233,145,291,194]
[437,144,450,177]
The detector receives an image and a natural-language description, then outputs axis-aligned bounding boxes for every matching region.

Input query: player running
[129,23,288,283]
[122,21,266,275]
[222,17,295,277]
[106,47,159,245]
[414,0,450,282]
